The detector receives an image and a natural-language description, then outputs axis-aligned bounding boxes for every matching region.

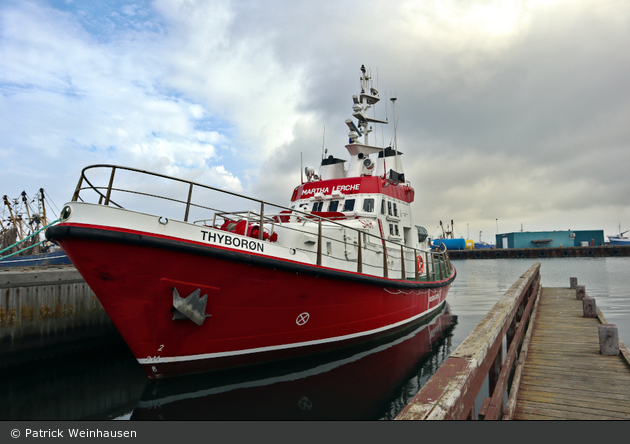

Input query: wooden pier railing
[395,262,541,420]
[396,262,630,420]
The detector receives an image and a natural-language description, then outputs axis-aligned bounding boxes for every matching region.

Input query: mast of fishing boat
[2,195,22,239]
[21,191,34,233]
[39,188,48,226]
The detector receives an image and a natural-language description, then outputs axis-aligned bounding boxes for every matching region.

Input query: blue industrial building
[496,230,605,249]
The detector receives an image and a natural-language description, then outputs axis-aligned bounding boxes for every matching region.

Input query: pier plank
[517,386,630,408]
[513,401,627,420]
[512,287,630,420]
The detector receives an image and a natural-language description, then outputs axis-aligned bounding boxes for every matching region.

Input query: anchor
[172,287,211,326]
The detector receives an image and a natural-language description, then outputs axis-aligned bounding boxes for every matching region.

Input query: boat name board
[429,289,442,303]
[201,230,264,253]
[301,183,361,197]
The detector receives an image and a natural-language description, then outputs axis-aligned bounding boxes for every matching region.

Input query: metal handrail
[70,164,452,282]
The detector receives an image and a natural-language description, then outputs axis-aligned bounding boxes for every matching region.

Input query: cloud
[0,1,229,201]
[1,0,630,242]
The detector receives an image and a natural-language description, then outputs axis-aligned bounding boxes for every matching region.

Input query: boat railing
[195,211,278,234]
[70,164,452,282]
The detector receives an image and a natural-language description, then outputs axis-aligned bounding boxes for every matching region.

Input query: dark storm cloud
[2,1,629,242]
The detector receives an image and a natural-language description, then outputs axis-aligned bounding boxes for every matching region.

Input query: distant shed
[496,230,605,249]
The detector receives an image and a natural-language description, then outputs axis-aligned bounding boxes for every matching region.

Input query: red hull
[51,223,454,379]
[132,305,454,420]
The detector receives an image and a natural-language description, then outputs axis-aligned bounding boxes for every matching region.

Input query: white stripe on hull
[137,298,447,365]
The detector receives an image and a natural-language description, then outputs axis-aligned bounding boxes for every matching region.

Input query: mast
[3,195,22,239]
[391,96,398,173]
[349,65,388,147]
[360,65,370,147]
[21,191,33,234]
[39,188,48,226]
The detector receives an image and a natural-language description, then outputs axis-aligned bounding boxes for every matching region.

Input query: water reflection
[5,258,627,421]
[0,338,146,420]
[131,304,457,420]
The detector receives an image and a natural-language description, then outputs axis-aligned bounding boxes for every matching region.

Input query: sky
[1,0,629,244]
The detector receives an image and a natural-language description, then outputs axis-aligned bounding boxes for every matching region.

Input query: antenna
[321,125,325,160]
[391,96,398,172]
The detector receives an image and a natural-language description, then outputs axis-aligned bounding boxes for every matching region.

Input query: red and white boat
[46,66,455,379]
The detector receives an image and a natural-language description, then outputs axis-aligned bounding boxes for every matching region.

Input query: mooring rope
[0,218,62,260]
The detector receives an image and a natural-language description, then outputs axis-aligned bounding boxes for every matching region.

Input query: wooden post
[583,297,597,318]
[575,285,585,300]
[478,398,490,420]
[425,251,430,281]
[598,324,619,356]
[570,277,578,289]
[467,403,476,421]
[488,341,503,397]
[507,319,517,351]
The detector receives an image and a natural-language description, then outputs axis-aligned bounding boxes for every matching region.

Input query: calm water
[448,257,630,349]
[2,257,628,420]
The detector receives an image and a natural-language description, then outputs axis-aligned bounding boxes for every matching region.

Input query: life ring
[586,250,594,257]
[417,255,424,274]
[562,250,569,257]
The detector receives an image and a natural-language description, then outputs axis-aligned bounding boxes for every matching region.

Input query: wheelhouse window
[312,201,324,212]
[363,198,374,212]
[387,201,392,216]
[381,199,385,215]
[343,199,355,212]
[393,203,398,217]
[389,223,394,235]
[329,201,339,212]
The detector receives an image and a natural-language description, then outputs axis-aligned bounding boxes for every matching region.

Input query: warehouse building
[495,230,605,249]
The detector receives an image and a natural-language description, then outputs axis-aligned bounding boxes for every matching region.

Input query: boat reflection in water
[131,303,456,420]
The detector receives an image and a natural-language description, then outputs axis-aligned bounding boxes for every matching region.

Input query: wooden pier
[395,262,630,420]
[509,287,630,420]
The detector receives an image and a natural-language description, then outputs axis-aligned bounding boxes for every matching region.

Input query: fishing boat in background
[46,65,455,379]
[608,225,630,246]
[431,220,474,251]
[1,189,70,268]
